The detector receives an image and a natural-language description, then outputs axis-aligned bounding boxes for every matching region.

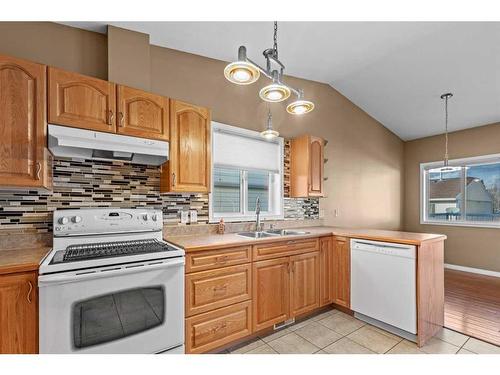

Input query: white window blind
[212,126,282,173]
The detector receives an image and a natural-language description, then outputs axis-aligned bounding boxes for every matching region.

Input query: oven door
[39,257,184,354]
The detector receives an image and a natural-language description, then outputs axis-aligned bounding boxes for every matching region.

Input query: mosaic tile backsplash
[0,156,319,234]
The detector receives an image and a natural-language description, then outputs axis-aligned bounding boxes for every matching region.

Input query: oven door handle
[38,257,184,286]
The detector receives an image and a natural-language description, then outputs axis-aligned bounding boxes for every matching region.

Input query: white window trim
[420,152,500,229]
[209,122,284,223]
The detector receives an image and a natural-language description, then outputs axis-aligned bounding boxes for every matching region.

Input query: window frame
[209,123,284,223]
[420,153,500,229]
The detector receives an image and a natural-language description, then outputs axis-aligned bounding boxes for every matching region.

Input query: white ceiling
[61,22,500,140]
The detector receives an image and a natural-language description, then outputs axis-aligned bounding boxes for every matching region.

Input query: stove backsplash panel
[0,157,319,234]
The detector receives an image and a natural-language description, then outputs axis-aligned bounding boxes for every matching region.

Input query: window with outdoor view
[421,154,500,227]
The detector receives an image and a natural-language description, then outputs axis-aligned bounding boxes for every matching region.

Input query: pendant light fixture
[224,22,314,114]
[260,107,279,140]
[435,92,460,172]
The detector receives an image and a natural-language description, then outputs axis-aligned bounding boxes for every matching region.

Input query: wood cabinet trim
[185,300,252,354]
[0,54,50,189]
[185,264,252,317]
[253,238,319,261]
[186,246,252,273]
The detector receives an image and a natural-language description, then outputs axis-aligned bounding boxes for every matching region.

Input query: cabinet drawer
[185,246,252,273]
[253,238,319,261]
[185,264,252,317]
[185,301,252,354]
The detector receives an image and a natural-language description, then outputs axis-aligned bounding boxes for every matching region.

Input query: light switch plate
[190,210,198,224]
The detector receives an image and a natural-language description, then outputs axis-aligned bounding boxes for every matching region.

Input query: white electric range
[38,208,185,354]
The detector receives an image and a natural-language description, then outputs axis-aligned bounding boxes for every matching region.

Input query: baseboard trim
[444,263,500,278]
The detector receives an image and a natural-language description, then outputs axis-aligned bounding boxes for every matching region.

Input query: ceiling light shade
[260,109,279,140]
[259,83,291,102]
[224,61,260,85]
[286,100,315,115]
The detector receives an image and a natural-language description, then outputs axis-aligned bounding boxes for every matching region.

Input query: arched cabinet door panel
[116,85,169,141]
[0,54,50,189]
[48,67,116,133]
[161,100,211,193]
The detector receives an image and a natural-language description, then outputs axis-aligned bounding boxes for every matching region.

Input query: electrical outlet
[319,209,325,218]
[180,211,189,224]
[334,208,340,217]
[189,210,198,224]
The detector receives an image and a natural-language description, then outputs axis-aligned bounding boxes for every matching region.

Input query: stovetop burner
[53,239,174,264]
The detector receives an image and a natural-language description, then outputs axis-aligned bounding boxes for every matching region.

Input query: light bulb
[259,84,291,103]
[260,129,279,140]
[224,61,260,85]
[286,100,315,115]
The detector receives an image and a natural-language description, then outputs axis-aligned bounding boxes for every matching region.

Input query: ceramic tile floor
[222,308,500,355]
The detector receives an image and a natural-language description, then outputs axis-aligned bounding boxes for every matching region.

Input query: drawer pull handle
[212,322,228,334]
[287,240,296,245]
[213,284,228,294]
[216,256,229,264]
[27,281,33,304]
[119,111,124,127]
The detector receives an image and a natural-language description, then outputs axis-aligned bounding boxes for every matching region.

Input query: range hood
[48,124,169,165]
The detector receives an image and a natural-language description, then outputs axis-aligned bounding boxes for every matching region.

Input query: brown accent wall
[404,122,500,272]
[0,22,404,231]
[0,22,107,79]
[150,46,404,229]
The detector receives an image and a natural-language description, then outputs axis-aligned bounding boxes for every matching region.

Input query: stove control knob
[142,214,149,221]
[58,217,69,225]
[152,214,158,222]
[72,216,82,223]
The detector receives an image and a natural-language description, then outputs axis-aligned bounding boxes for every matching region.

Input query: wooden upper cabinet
[0,271,38,354]
[319,236,334,307]
[289,134,325,198]
[253,257,290,331]
[0,55,51,189]
[290,252,320,316]
[332,236,350,308]
[309,136,324,196]
[48,67,116,133]
[161,100,211,193]
[116,85,169,140]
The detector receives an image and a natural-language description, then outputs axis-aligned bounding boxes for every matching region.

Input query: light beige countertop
[0,246,51,275]
[165,226,447,252]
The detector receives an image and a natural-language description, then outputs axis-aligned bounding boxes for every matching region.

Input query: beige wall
[404,122,500,272]
[0,22,404,231]
[0,22,107,79]
[150,46,404,229]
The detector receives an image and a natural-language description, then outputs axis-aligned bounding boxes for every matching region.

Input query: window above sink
[209,122,284,223]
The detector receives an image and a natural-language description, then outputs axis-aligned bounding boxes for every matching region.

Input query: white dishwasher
[351,239,417,336]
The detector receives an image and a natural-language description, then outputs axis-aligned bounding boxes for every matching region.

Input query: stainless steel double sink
[237,229,310,239]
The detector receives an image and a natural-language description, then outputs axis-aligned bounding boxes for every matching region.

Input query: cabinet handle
[172,172,176,187]
[27,281,33,304]
[35,162,41,180]
[287,240,296,245]
[108,110,114,125]
[119,111,124,127]
[213,284,228,295]
[215,256,229,264]
[287,263,291,273]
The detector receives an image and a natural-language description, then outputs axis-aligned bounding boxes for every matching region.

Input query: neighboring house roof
[429,177,483,200]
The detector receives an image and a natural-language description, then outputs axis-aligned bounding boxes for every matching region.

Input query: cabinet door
[116,85,169,141]
[319,236,334,306]
[333,236,350,308]
[48,67,116,133]
[0,55,50,189]
[290,252,320,317]
[161,100,211,193]
[0,272,38,354]
[308,136,324,196]
[253,257,290,331]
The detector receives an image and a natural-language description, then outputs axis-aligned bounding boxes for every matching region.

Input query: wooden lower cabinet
[253,257,290,332]
[319,236,334,306]
[185,300,252,354]
[332,236,351,308]
[290,252,320,316]
[185,264,252,317]
[0,271,38,354]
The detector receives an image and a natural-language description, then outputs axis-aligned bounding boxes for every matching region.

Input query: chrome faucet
[255,196,261,231]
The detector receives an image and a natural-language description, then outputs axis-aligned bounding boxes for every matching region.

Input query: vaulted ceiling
[62,22,500,140]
